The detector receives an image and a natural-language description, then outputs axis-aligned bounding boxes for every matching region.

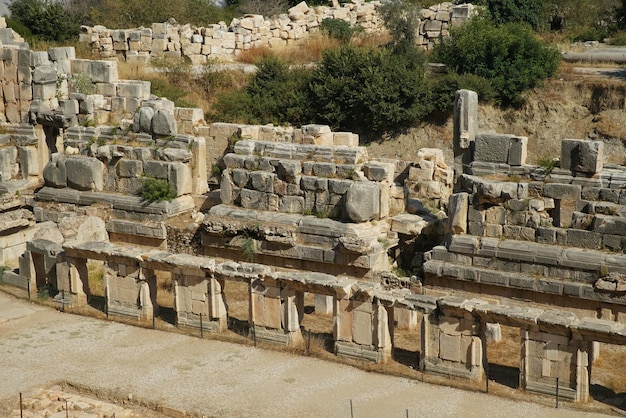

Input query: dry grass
[593,345,626,394]
[87,260,105,297]
[156,271,173,308]
[234,31,391,66]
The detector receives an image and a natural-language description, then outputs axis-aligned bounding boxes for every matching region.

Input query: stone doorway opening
[589,343,626,410]
[392,307,422,370]
[299,293,335,355]
[224,279,251,337]
[485,324,520,390]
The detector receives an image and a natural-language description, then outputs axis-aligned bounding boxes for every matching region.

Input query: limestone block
[144,161,169,179]
[333,132,358,147]
[363,162,393,182]
[391,213,431,235]
[448,192,469,234]
[151,109,177,136]
[453,90,478,150]
[485,323,502,343]
[65,156,104,191]
[345,182,380,222]
[76,216,108,241]
[439,331,461,362]
[42,153,67,187]
[58,99,79,115]
[18,146,38,178]
[352,308,373,346]
[49,47,75,61]
[33,66,56,84]
[240,188,266,210]
[249,171,275,193]
[474,134,512,163]
[543,183,581,200]
[315,294,333,315]
[116,81,150,99]
[279,195,304,213]
[577,140,603,174]
[508,136,528,166]
[169,162,192,196]
[0,146,17,181]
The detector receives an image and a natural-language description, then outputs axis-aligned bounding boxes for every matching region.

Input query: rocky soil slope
[367,68,626,166]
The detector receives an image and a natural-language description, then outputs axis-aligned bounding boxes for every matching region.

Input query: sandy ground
[0,291,613,418]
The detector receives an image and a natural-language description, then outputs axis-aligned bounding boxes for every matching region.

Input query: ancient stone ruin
[2,1,626,409]
[79,1,476,63]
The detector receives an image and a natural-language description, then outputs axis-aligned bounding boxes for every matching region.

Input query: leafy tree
[378,0,423,57]
[9,0,80,41]
[432,17,561,106]
[309,45,432,138]
[475,0,543,28]
[245,56,312,125]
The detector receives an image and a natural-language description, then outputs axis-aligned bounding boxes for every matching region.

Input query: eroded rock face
[345,182,380,222]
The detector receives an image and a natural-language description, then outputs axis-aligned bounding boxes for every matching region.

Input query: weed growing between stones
[536,155,558,174]
[140,177,176,203]
[241,232,257,262]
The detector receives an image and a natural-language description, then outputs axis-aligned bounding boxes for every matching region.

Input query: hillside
[367,65,626,167]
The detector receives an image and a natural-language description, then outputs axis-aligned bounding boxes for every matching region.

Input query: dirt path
[0,291,613,418]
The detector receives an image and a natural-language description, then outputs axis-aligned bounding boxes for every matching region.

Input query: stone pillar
[395,307,419,331]
[173,271,226,332]
[448,192,469,235]
[281,287,303,344]
[208,277,227,329]
[334,295,392,363]
[104,261,156,320]
[19,250,36,292]
[453,89,478,183]
[520,330,590,402]
[191,136,208,195]
[315,294,333,315]
[421,306,484,380]
[66,256,89,306]
[249,278,301,345]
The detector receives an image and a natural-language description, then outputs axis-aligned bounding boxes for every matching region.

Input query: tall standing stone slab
[453,90,478,181]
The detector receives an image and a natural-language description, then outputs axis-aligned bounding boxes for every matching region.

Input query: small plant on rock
[241,232,257,262]
[140,177,176,203]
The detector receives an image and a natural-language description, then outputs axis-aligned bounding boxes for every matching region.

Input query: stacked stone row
[79,2,475,63]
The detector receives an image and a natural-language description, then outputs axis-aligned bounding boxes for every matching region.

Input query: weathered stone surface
[65,156,105,191]
[390,214,432,235]
[345,182,380,222]
[42,153,67,188]
[151,109,177,136]
[453,89,478,150]
[474,134,512,163]
[448,192,469,234]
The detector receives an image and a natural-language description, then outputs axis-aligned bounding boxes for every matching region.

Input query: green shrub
[536,155,558,173]
[9,0,80,42]
[432,17,561,106]
[211,55,312,125]
[245,56,313,125]
[140,177,177,202]
[37,283,58,300]
[89,0,236,29]
[319,18,356,43]
[476,0,543,28]
[430,72,496,112]
[378,0,422,55]
[309,45,432,138]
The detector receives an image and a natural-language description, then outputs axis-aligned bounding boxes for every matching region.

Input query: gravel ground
[0,292,613,418]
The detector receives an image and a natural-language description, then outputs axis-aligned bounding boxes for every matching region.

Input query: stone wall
[19,239,626,402]
[424,89,626,322]
[79,2,476,63]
